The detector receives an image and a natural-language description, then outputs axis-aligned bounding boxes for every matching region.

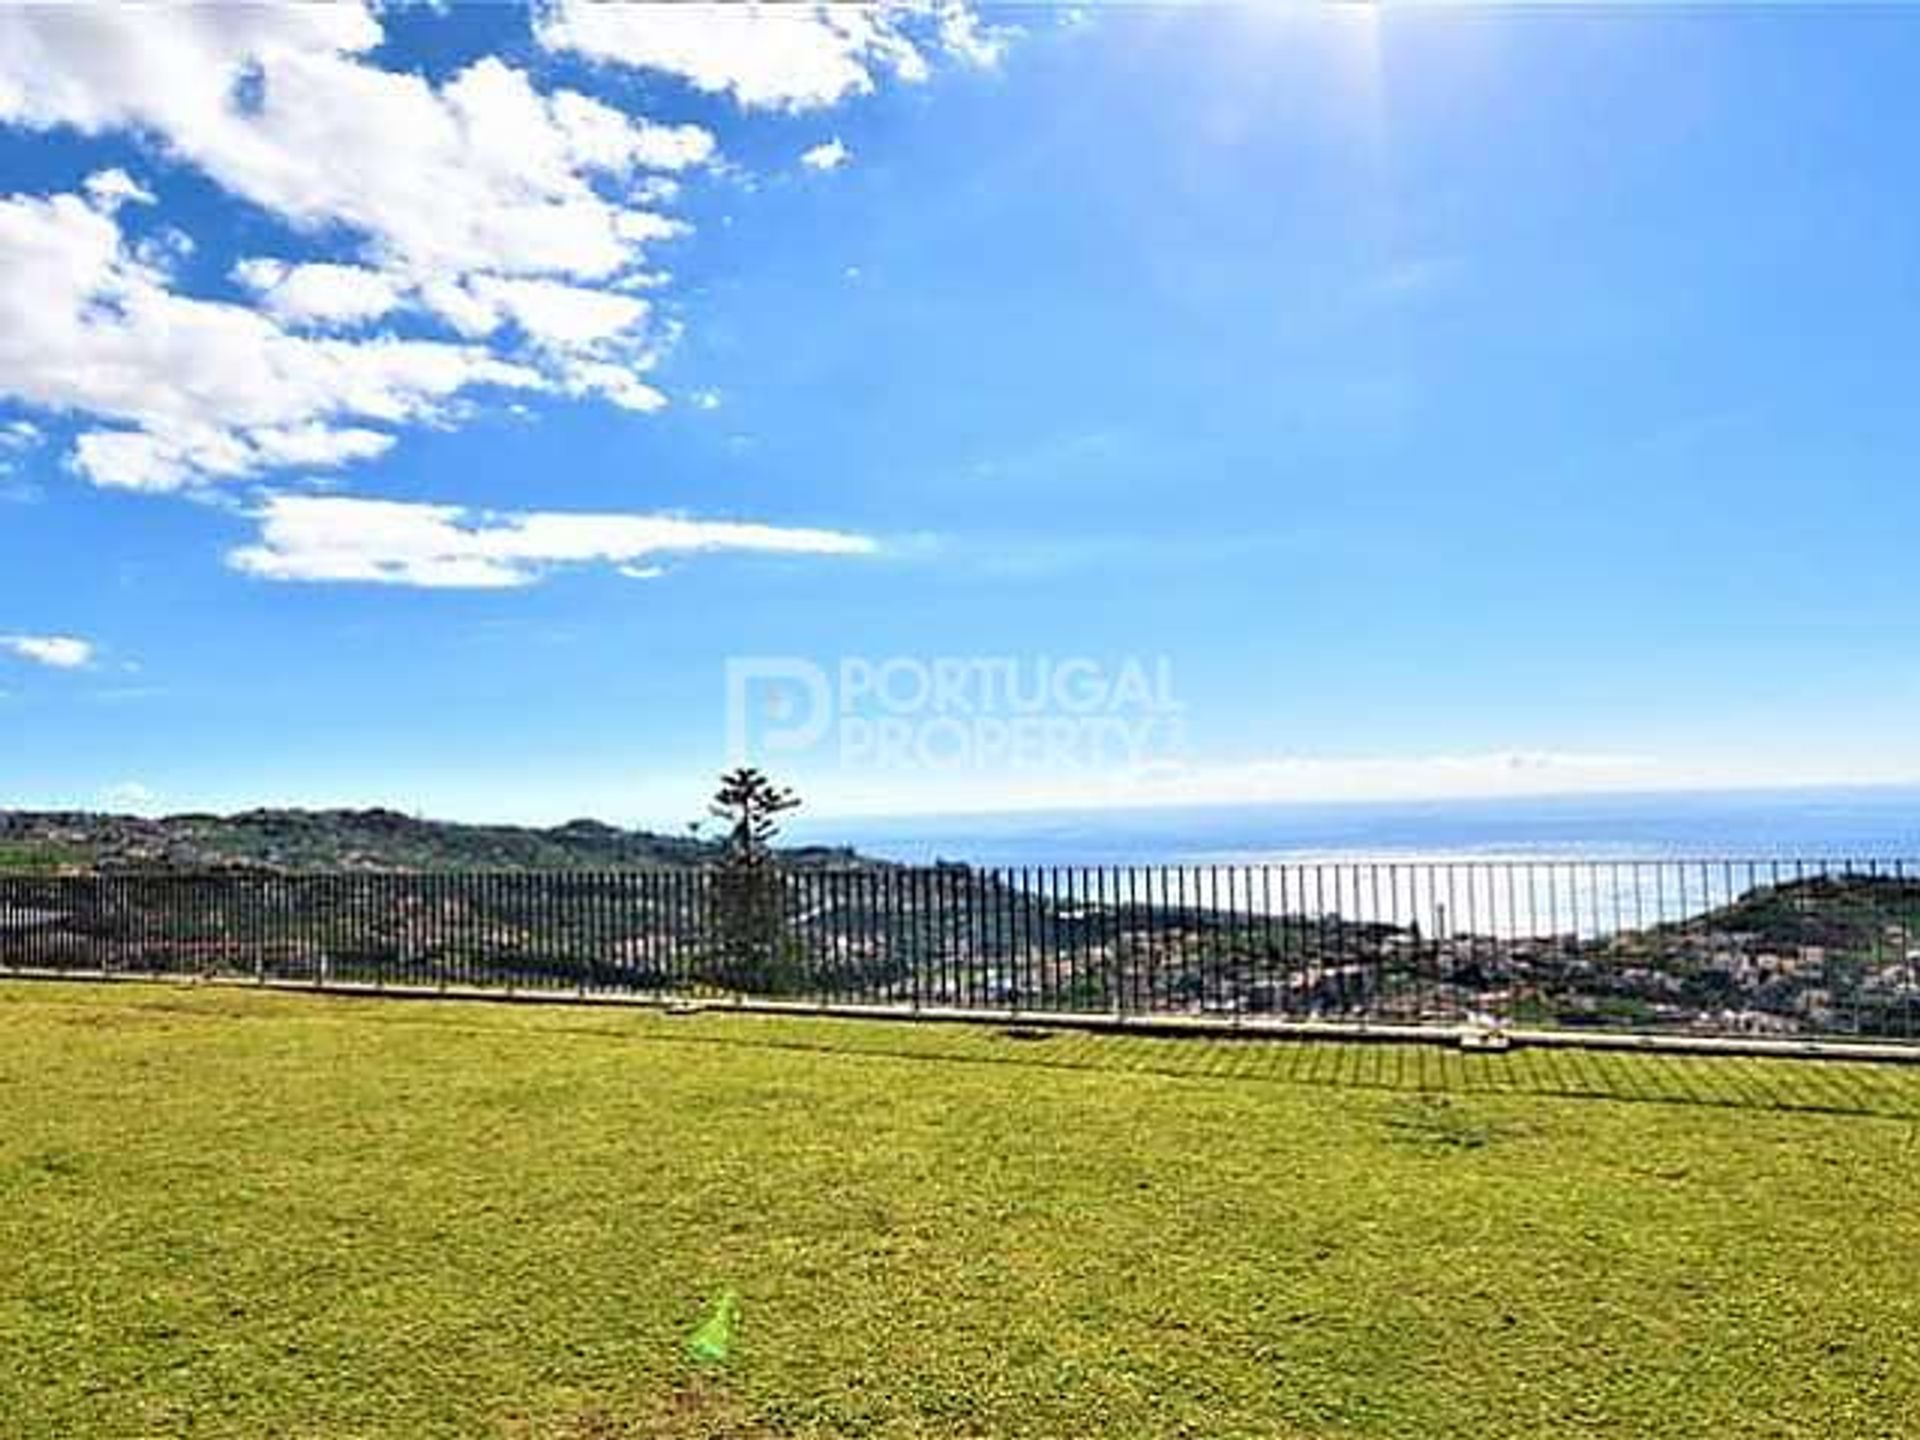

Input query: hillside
[1694,871,1920,951]
[0,808,861,874]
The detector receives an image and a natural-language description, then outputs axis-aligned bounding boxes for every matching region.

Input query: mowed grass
[3,982,1919,1439]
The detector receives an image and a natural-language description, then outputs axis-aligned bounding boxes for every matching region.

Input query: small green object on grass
[686,1289,740,1365]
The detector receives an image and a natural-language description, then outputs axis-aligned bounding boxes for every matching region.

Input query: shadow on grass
[15,979,1920,1122]
[464,1003,1920,1122]
[665,1021,1920,1120]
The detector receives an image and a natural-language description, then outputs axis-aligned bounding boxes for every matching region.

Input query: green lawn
[3,982,1918,1439]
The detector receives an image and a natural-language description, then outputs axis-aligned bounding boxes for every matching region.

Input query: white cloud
[535,1,1006,111]
[1112,752,1660,808]
[692,389,723,411]
[0,3,1011,496]
[0,188,544,492]
[0,13,709,281]
[0,419,40,501]
[233,259,407,328]
[247,424,398,469]
[70,424,396,494]
[228,494,879,588]
[548,88,716,173]
[408,273,665,380]
[133,224,194,274]
[802,750,1668,820]
[800,137,852,172]
[0,6,384,131]
[0,7,716,489]
[462,275,652,352]
[100,781,160,814]
[934,3,1013,68]
[556,359,669,413]
[82,167,154,211]
[1,634,95,669]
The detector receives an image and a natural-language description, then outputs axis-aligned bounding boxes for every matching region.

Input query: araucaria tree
[705,768,803,992]
[709,767,801,867]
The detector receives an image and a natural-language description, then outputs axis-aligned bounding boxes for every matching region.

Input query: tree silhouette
[708,767,801,867]
[704,768,803,993]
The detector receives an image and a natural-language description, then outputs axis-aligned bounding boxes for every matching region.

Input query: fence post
[575,876,589,1000]
[374,875,386,992]
[909,869,922,1016]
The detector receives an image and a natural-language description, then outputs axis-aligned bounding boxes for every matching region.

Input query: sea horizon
[792,783,1920,869]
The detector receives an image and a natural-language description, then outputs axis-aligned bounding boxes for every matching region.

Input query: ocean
[793,787,1920,937]
[795,786,1920,868]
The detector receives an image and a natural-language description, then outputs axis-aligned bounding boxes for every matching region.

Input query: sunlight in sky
[3,3,1920,822]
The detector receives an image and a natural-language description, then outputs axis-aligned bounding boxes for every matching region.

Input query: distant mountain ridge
[0,808,863,874]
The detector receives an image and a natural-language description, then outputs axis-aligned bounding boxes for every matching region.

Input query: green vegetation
[0,841,87,874]
[0,807,865,873]
[1702,872,1920,952]
[4,981,1919,1438]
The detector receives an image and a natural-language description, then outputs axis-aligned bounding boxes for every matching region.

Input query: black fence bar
[4,860,1920,1043]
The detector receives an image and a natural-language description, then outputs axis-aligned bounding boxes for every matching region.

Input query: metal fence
[3,860,1919,1044]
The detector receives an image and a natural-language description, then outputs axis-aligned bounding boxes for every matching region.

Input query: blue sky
[2,4,1919,826]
